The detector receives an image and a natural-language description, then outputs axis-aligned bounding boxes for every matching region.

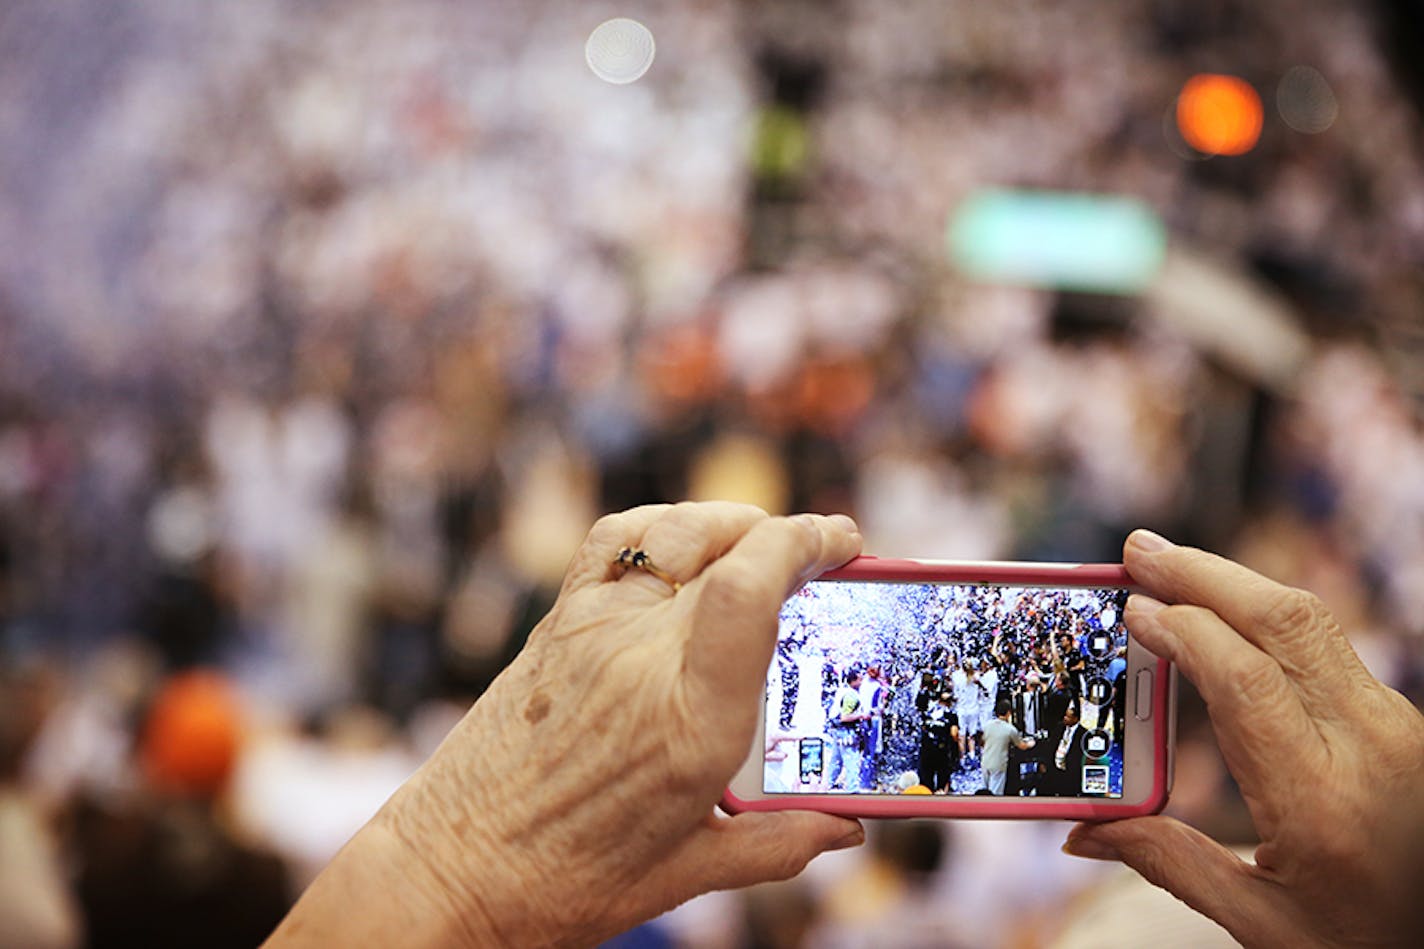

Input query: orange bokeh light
[141,671,243,799]
[1176,74,1263,156]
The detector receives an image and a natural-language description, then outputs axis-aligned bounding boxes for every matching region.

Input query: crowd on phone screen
[790,587,1128,797]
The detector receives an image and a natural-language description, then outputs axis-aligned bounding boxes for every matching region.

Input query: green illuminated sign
[947,190,1167,294]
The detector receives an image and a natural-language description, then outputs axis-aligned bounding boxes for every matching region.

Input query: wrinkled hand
[269,502,863,949]
[1064,531,1424,948]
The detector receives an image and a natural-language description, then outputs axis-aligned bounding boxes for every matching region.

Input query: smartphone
[724,557,1175,819]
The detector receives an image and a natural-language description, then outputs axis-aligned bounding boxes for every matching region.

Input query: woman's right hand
[1064,531,1424,947]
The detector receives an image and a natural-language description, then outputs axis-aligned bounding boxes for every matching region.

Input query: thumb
[1064,817,1283,945]
[687,514,860,709]
[686,811,865,893]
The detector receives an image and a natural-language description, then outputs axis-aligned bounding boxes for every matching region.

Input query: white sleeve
[1056,726,1075,765]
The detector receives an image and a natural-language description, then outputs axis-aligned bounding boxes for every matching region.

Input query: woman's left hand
[268,502,864,948]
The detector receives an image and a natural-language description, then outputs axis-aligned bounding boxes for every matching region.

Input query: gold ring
[614,547,683,593]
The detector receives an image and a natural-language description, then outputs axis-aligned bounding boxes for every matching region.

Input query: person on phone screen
[989,629,1018,701]
[857,664,888,790]
[1044,670,1075,739]
[1052,631,1088,720]
[1015,670,1047,739]
[1011,672,1050,795]
[1054,703,1085,795]
[827,667,867,791]
[774,637,799,730]
[978,651,1001,729]
[264,509,1424,948]
[981,696,1035,795]
[918,690,960,793]
[819,657,838,721]
[952,658,982,761]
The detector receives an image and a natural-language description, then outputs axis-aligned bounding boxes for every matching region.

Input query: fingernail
[1128,529,1173,553]
[1126,593,1167,615]
[828,824,865,851]
[1062,831,1120,861]
[827,513,859,535]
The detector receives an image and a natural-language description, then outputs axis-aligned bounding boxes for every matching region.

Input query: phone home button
[1133,669,1153,720]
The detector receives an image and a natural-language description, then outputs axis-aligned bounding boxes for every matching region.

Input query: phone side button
[1133,669,1153,720]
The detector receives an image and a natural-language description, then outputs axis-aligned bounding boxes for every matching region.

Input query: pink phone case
[720,556,1173,821]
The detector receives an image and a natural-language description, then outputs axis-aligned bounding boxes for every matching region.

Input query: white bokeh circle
[1277,65,1338,134]
[585,18,656,84]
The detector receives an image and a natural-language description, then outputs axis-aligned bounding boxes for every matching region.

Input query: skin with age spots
[1064,530,1424,948]
[266,502,867,949]
[524,693,551,725]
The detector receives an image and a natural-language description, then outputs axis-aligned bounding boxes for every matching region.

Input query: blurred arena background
[1,1,1422,946]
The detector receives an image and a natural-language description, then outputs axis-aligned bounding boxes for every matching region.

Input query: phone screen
[763,581,1130,798]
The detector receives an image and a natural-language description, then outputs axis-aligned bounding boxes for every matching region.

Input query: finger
[686,513,861,706]
[1125,595,1317,828]
[560,505,673,596]
[627,501,771,593]
[1064,816,1289,948]
[1124,531,1374,706]
[680,810,864,893]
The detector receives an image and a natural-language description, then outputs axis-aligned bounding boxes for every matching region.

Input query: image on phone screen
[798,737,824,785]
[764,581,1130,798]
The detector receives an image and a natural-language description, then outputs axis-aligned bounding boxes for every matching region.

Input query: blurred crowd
[2,0,1423,946]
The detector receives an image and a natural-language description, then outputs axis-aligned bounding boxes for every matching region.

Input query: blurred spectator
[0,661,81,949]
[70,671,290,949]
